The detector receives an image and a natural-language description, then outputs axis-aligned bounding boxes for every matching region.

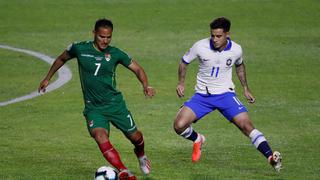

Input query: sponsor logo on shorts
[89,120,94,127]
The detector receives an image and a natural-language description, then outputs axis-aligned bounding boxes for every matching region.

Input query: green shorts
[83,102,137,136]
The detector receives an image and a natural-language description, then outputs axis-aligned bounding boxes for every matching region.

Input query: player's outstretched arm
[176,62,188,98]
[235,63,255,103]
[38,50,72,93]
[128,60,155,97]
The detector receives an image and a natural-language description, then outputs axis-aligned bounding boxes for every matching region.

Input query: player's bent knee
[241,120,254,135]
[237,121,254,136]
[92,128,109,144]
[243,125,254,136]
[233,115,255,136]
[173,119,188,134]
[127,130,143,143]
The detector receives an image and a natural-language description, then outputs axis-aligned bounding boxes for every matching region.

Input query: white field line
[0,45,72,107]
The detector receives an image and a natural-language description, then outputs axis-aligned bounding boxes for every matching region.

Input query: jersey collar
[92,42,111,53]
[209,37,232,51]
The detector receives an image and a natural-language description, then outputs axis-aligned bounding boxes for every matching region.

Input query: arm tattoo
[178,63,187,84]
[236,63,248,88]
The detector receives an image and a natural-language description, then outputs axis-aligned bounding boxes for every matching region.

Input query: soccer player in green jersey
[38,18,154,180]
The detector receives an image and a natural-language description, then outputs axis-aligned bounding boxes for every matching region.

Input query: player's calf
[179,126,199,142]
[131,135,151,175]
[98,140,127,171]
[249,129,273,158]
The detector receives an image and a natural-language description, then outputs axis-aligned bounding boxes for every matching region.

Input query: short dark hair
[94,18,113,31]
[210,17,231,32]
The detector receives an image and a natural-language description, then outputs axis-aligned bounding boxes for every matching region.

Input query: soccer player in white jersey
[173,17,282,172]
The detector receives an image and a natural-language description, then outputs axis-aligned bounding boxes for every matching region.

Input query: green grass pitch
[0,0,319,179]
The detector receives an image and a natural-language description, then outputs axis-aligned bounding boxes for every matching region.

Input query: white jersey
[182,38,243,95]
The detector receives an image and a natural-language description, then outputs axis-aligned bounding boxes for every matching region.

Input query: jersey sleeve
[181,43,198,64]
[234,46,243,65]
[118,49,132,67]
[66,42,78,58]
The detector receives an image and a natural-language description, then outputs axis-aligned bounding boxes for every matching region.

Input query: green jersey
[67,41,132,109]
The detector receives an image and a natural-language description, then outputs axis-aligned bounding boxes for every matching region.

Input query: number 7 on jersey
[94,63,101,76]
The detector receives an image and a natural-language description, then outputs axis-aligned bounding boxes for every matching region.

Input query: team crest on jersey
[105,53,111,61]
[226,59,232,66]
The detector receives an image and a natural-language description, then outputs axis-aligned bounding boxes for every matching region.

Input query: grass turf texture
[0,48,51,102]
[1,0,320,179]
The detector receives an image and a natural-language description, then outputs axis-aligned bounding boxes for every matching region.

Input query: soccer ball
[94,166,118,180]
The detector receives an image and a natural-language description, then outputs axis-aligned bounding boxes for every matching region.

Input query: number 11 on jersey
[211,66,220,78]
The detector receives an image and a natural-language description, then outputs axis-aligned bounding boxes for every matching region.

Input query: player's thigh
[218,93,248,121]
[232,112,254,136]
[84,111,110,136]
[91,128,110,144]
[180,93,214,122]
[110,109,137,136]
